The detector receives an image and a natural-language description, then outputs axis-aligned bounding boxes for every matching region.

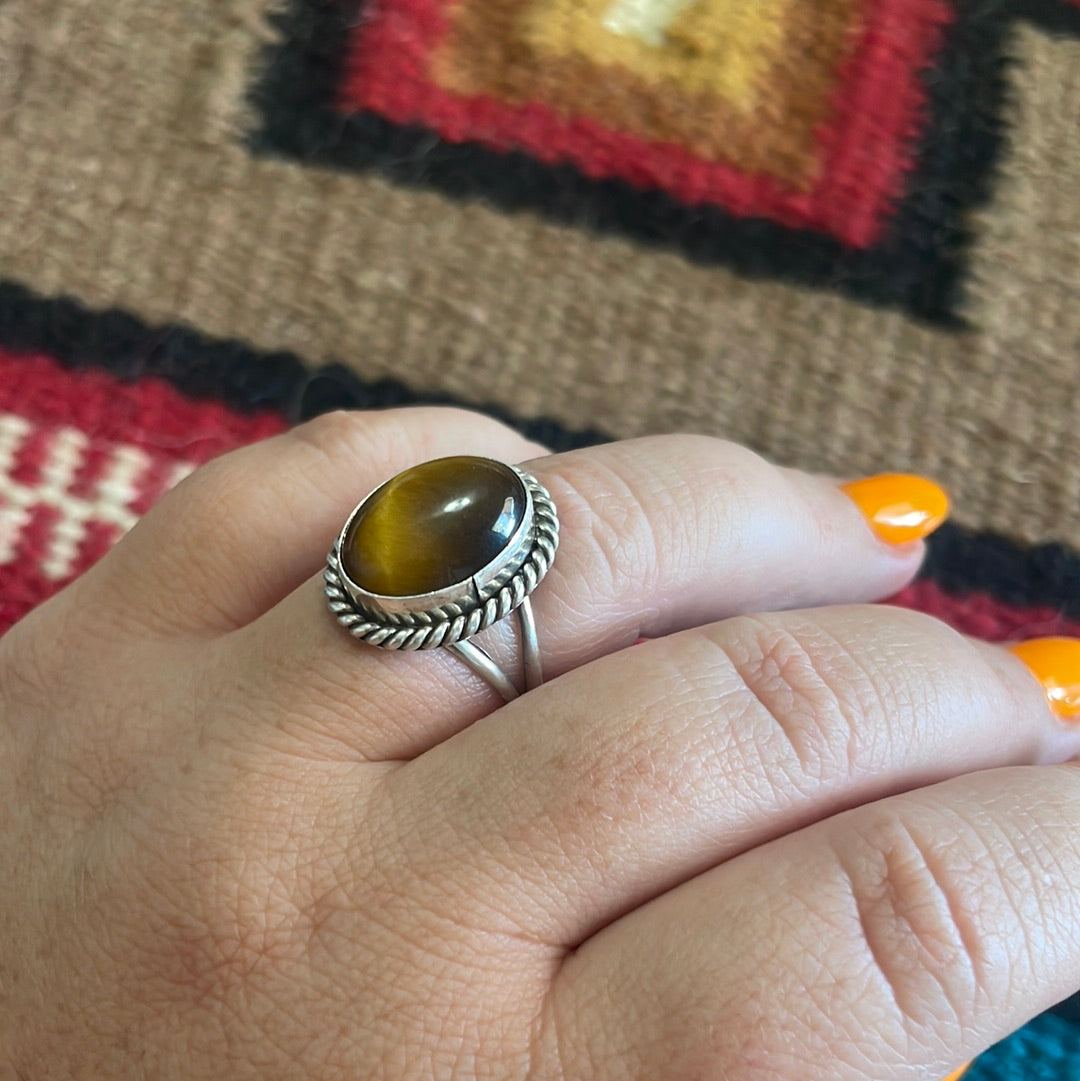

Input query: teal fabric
[967,1013,1080,1079]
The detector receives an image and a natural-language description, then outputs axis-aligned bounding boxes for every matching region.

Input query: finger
[233,437,944,760]
[71,408,546,637]
[532,443,944,672]
[386,606,1080,947]
[538,762,1080,1080]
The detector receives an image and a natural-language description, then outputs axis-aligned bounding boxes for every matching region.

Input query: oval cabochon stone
[342,456,526,596]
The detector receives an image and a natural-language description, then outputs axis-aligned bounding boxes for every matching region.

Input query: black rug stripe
[246,0,1046,326]
[923,524,1080,619]
[0,281,606,451]
[3,281,1080,617]
[1019,0,1080,36]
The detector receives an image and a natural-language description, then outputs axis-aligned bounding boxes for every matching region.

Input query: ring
[325,456,559,701]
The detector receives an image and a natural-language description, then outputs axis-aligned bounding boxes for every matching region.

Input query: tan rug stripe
[1,3,1077,546]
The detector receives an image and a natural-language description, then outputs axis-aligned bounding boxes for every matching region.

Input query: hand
[3,408,1079,1079]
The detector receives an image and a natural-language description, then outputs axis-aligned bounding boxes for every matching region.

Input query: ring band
[325,455,559,701]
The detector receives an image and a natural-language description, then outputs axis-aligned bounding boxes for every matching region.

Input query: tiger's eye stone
[342,456,526,596]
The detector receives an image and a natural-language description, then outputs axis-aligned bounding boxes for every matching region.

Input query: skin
[2,407,1079,1080]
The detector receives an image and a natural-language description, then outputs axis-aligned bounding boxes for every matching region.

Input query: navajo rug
[2,1,1080,1075]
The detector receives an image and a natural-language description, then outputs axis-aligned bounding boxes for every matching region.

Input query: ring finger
[230,435,945,760]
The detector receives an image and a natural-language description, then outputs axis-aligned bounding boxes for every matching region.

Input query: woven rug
[2,0,1080,1074]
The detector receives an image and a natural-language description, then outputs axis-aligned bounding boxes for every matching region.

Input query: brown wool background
[1,2,1079,547]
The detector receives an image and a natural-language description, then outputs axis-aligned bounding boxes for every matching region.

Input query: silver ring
[325,456,559,701]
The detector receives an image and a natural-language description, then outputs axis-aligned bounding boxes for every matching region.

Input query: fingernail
[841,473,950,545]
[1009,637,1080,720]
[941,1065,970,1081]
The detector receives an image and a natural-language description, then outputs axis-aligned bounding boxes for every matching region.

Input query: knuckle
[294,405,518,470]
[715,615,881,788]
[540,436,786,616]
[288,408,391,484]
[548,454,663,603]
[836,810,990,1034]
[546,441,751,603]
[124,768,328,1006]
[291,406,365,451]
[291,408,424,484]
[291,407,385,466]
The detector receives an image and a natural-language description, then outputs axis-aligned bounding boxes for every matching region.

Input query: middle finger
[383,604,1080,947]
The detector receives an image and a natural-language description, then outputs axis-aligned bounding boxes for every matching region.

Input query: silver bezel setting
[324,464,558,651]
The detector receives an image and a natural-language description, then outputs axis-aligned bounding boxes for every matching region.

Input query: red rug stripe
[1,349,287,633]
[9,503,61,588]
[0,350,286,462]
[10,424,55,488]
[69,441,121,501]
[0,565,50,632]
[893,579,1080,641]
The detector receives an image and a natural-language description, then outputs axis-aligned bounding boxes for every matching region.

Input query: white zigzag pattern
[0,412,194,580]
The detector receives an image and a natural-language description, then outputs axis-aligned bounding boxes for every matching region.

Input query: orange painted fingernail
[1009,637,1080,720]
[841,473,950,545]
[940,1065,970,1081]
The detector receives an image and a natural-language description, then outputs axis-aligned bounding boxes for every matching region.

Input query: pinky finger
[542,763,1080,1081]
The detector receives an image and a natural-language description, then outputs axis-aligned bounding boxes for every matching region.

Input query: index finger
[66,408,547,637]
